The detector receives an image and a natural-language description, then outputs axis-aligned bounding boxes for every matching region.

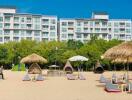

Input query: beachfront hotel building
[0,6,58,43]
[59,13,132,42]
[0,6,131,43]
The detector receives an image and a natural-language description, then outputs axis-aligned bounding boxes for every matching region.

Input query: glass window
[26,31,32,36]
[42,19,49,24]
[14,24,19,29]
[0,30,2,35]
[114,22,119,27]
[42,32,48,37]
[5,16,10,22]
[14,30,19,36]
[27,17,32,23]
[21,30,25,36]
[27,24,32,29]
[50,26,55,30]
[0,37,3,42]
[50,19,56,24]
[62,28,67,32]
[126,23,131,27]
[4,30,10,35]
[34,24,40,29]
[62,22,67,26]
[126,29,131,33]
[77,28,81,32]
[50,32,56,37]
[114,28,119,33]
[21,17,25,22]
[90,21,93,26]
[42,25,49,30]
[0,17,3,22]
[76,34,81,38]
[14,17,19,23]
[0,23,3,28]
[4,23,10,28]
[77,22,81,26]
[95,28,100,32]
[84,34,88,38]
[21,24,26,28]
[34,31,40,36]
[68,22,74,26]
[61,34,67,38]
[84,21,88,25]
[33,17,40,23]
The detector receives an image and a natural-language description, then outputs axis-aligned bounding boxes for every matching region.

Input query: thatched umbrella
[102,42,132,78]
[20,53,47,74]
[102,42,132,61]
[20,53,47,64]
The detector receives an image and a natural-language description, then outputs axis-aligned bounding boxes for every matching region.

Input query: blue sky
[0,0,132,19]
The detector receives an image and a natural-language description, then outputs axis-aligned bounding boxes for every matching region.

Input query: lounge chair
[79,73,86,80]
[99,74,109,83]
[36,74,44,81]
[23,74,31,81]
[66,74,76,80]
[126,83,132,92]
[105,82,121,92]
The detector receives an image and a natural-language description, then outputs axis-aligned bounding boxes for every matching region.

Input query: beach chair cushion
[66,74,76,80]
[79,73,86,80]
[36,74,44,81]
[23,74,31,81]
[100,75,109,83]
[105,82,121,92]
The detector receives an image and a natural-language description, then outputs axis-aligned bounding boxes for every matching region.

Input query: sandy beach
[0,70,132,100]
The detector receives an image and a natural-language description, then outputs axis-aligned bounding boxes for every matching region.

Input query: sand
[0,70,132,100]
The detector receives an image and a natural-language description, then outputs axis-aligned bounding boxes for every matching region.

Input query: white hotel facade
[0,7,132,43]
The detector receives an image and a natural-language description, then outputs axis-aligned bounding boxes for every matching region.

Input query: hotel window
[43,25,49,30]
[68,34,73,39]
[126,23,131,27]
[21,17,25,22]
[50,26,55,30]
[114,22,119,27]
[119,22,125,26]
[4,37,10,42]
[84,34,88,38]
[4,23,10,28]
[90,21,93,27]
[50,19,56,24]
[102,22,107,26]
[26,31,32,36]
[34,17,40,23]
[84,21,88,26]
[0,30,2,35]
[21,30,25,36]
[14,24,19,29]
[13,37,19,41]
[0,17,3,22]
[62,28,67,32]
[68,22,74,26]
[42,32,49,37]
[21,24,26,29]
[77,22,81,26]
[62,22,67,26]
[27,24,32,29]
[84,28,88,32]
[77,28,81,32]
[0,23,3,28]
[95,28,100,32]
[34,24,40,29]
[34,31,40,36]
[61,34,67,38]
[27,17,32,23]
[4,30,10,35]
[114,28,119,33]
[95,22,100,26]
[50,32,56,37]
[5,16,10,22]
[126,29,131,33]
[14,17,19,23]
[42,19,49,24]
[108,23,111,27]
[34,37,40,42]
[0,37,3,42]
[76,34,81,38]
[14,30,19,36]
[101,28,107,32]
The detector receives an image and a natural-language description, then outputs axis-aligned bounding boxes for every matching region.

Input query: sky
[0,0,132,19]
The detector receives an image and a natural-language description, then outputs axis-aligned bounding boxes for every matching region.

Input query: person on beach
[0,65,4,79]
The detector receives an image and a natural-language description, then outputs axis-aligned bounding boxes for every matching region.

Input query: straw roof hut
[20,53,47,64]
[20,53,47,74]
[102,42,132,62]
[28,63,42,74]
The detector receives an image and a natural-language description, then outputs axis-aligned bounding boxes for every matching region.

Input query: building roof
[0,5,16,9]
[93,12,108,15]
